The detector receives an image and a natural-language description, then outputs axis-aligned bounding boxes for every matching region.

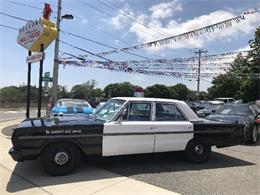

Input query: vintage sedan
[9,97,244,175]
[52,99,94,116]
[206,103,259,143]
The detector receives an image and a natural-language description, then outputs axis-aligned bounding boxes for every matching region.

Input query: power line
[0,12,28,22]
[5,0,42,10]
[0,24,19,31]
[0,11,150,59]
[79,0,157,38]
[61,30,150,60]
[59,39,113,61]
[96,0,172,37]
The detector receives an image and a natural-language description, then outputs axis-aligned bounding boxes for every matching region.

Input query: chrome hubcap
[194,144,204,155]
[54,152,69,165]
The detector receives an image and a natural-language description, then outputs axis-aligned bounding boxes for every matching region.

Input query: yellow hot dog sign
[17,17,57,52]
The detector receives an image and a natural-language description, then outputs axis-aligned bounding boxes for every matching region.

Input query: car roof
[111,97,184,103]
[57,99,86,101]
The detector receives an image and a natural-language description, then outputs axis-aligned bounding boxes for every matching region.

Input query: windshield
[215,104,252,115]
[57,100,90,107]
[93,99,126,121]
[203,104,222,110]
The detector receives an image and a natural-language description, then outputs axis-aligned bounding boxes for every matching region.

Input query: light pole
[52,0,73,105]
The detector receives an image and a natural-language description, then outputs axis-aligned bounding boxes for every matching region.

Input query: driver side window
[117,102,151,121]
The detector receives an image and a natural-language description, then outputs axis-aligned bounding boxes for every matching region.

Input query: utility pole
[194,49,207,99]
[52,0,62,105]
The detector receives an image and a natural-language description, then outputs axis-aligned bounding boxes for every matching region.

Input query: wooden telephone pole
[194,49,207,99]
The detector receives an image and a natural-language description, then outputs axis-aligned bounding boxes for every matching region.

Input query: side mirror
[117,116,123,124]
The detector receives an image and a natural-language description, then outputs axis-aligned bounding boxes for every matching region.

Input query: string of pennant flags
[59,59,260,80]
[92,9,259,57]
[57,48,258,80]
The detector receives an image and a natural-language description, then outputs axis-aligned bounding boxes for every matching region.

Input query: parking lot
[0,119,259,195]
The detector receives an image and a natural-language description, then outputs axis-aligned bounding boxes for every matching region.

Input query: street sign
[26,52,44,63]
[17,20,44,51]
[44,72,50,78]
[42,77,53,82]
[17,17,57,52]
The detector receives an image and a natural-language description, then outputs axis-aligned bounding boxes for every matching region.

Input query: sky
[0,0,260,92]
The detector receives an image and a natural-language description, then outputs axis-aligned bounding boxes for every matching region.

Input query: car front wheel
[185,141,211,163]
[250,126,259,144]
[41,142,80,176]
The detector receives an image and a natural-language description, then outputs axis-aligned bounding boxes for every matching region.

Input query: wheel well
[40,140,84,156]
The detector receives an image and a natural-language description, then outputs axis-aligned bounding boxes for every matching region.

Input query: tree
[70,80,100,99]
[103,82,135,98]
[144,84,171,98]
[208,27,260,102]
[171,83,190,100]
[57,86,70,99]
[207,74,241,99]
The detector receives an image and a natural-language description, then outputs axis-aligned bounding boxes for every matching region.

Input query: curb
[0,118,17,123]
[0,118,23,139]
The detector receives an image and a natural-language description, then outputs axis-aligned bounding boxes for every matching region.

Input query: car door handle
[149,127,156,130]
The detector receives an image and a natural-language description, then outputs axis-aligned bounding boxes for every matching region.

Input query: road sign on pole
[26,52,45,63]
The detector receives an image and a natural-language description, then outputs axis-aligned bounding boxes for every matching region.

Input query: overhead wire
[60,30,150,59]
[79,0,158,38]
[0,12,28,22]
[0,24,19,31]
[0,11,151,60]
[96,0,172,37]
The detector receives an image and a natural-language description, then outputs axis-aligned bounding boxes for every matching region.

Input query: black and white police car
[9,97,244,175]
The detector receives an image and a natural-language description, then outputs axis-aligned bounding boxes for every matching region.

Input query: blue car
[52,99,94,116]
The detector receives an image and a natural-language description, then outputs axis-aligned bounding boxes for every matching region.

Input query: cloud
[106,2,260,52]
[130,10,260,52]
[109,4,134,29]
[149,0,182,20]
[236,45,250,51]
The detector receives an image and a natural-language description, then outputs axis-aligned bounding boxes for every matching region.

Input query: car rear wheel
[185,141,211,163]
[41,142,80,176]
[250,126,259,144]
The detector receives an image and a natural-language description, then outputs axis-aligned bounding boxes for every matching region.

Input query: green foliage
[208,27,260,102]
[103,82,135,98]
[170,83,190,100]
[144,84,171,98]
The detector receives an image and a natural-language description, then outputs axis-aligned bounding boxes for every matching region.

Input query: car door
[103,101,155,156]
[153,102,193,152]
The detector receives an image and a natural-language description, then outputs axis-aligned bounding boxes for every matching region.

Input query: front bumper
[9,147,24,162]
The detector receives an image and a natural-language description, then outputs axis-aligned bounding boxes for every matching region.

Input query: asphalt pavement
[92,143,260,195]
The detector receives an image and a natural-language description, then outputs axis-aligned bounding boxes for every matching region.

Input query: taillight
[255,117,260,124]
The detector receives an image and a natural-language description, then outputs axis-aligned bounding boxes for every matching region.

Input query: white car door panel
[103,121,155,156]
[154,121,193,152]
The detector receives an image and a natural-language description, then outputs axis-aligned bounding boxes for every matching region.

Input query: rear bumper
[9,147,24,162]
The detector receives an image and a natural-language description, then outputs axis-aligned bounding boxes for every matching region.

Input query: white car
[10,97,244,175]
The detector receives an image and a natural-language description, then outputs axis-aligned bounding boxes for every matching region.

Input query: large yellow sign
[17,17,57,52]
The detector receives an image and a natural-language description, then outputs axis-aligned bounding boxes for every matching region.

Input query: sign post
[26,50,32,118]
[37,44,44,117]
[17,3,57,118]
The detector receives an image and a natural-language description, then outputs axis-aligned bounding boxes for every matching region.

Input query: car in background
[52,99,94,116]
[206,103,259,143]
[88,97,108,108]
[214,97,235,103]
[197,102,223,118]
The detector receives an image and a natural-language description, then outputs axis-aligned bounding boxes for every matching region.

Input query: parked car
[87,97,108,108]
[9,97,244,176]
[206,104,259,143]
[52,99,94,116]
[197,102,223,118]
[214,97,235,103]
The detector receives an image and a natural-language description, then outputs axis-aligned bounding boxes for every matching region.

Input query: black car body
[206,104,259,143]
